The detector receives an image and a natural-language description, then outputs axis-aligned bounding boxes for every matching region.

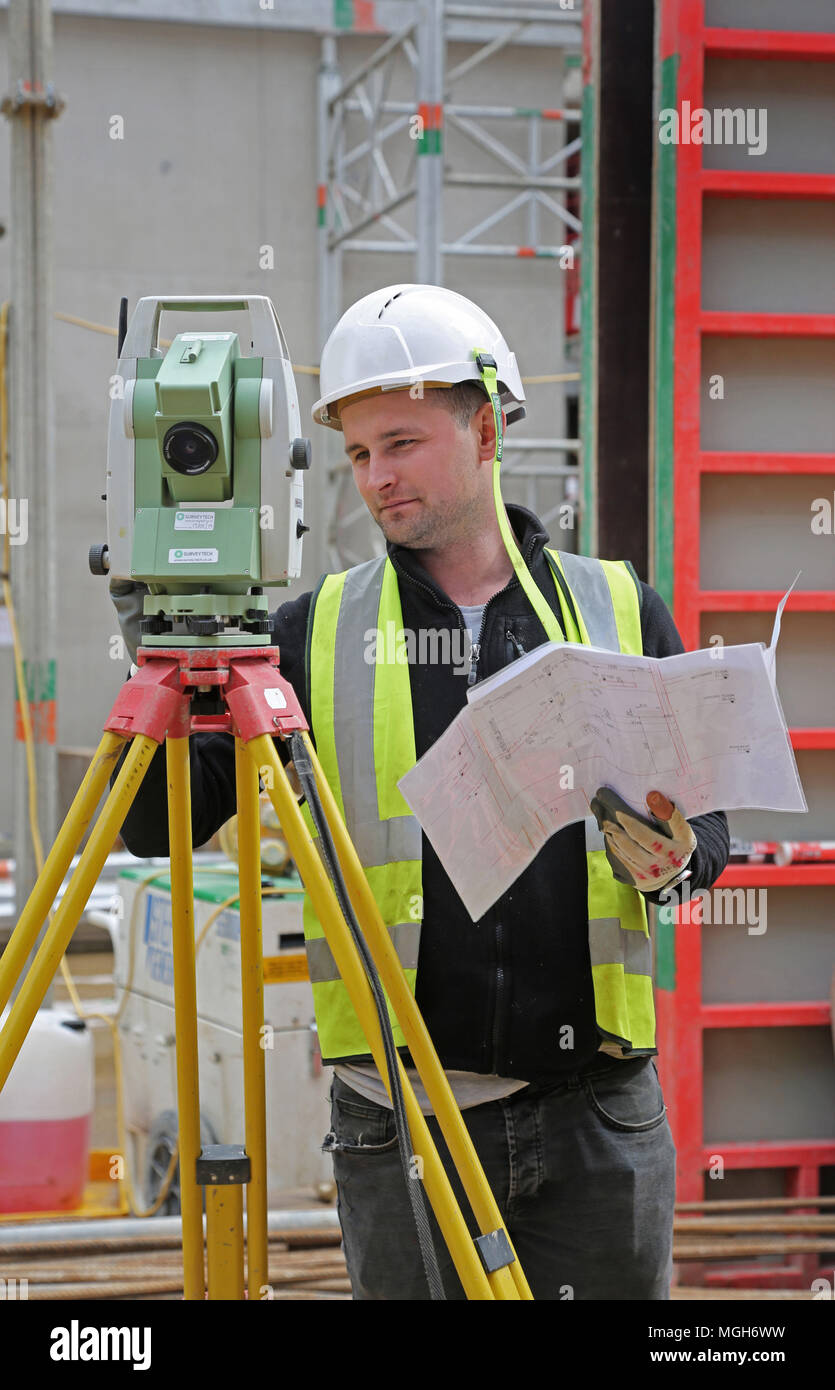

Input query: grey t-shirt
[334,1062,529,1114]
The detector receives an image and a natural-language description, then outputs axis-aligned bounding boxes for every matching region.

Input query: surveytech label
[174,510,216,531]
[168,548,219,564]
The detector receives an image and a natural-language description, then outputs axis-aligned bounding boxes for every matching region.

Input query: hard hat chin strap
[474,350,563,645]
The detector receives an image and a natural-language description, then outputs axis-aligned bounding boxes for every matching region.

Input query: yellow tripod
[0,643,531,1300]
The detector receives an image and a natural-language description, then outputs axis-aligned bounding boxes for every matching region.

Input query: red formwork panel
[653,0,835,1288]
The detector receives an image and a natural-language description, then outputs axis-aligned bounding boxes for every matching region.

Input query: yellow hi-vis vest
[300,547,656,1065]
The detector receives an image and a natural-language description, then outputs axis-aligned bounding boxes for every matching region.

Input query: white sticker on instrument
[168,548,219,563]
[264,688,287,709]
[174,510,216,531]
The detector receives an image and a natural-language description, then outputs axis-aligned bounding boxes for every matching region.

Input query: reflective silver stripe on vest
[588,917,652,976]
[332,557,422,867]
[584,815,606,854]
[305,921,421,984]
[556,552,620,653]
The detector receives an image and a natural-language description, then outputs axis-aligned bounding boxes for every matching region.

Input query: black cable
[289,732,447,1300]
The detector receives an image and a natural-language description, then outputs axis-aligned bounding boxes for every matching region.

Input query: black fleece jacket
[113,504,729,1079]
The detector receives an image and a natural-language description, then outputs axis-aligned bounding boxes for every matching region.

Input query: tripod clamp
[105,645,307,743]
[195,1145,252,1301]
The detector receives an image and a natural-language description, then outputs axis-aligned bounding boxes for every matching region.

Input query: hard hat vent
[377,291,404,319]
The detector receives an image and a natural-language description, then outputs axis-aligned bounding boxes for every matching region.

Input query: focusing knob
[139,615,167,635]
[289,438,311,470]
[88,543,110,576]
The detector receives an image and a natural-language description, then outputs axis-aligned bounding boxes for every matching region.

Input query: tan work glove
[589,787,697,891]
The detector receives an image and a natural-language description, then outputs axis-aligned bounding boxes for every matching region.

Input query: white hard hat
[312,283,526,430]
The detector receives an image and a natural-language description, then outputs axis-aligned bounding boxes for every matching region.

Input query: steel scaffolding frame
[316,0,584,569]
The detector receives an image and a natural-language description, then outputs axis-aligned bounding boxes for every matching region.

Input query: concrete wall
[0,8,571,840]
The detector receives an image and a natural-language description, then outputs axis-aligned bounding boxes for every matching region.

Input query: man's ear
[476,399,502,461]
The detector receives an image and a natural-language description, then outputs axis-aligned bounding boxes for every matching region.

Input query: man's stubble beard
[377,496,483,551]
[375,451,492,553]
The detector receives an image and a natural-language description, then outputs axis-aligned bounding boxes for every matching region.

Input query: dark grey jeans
[323,1055,676,1301]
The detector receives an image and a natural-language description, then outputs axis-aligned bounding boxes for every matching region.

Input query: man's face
[340,389,498,552]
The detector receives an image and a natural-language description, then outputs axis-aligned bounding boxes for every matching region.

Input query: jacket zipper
[506,627,526,660]
[387,544,536,687]
[465,538,538,687]
[467,604,493,687]
[391,567,485,687]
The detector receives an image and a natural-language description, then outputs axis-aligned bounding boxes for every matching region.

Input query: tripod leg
[0,731,126,1015]
[206,1186,245,1301]
[166,736,206,1302]
[298,731,532,1301]
[246,735,496,1300]
[0,734,160,1095]
[234,737,268,1300]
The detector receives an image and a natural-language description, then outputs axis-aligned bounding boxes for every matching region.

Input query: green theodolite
[89,295,310,644]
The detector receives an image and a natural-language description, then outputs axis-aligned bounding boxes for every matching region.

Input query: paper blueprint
[397,582,807,922]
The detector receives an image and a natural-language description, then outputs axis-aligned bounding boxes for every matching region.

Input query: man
[112,283,729,1301]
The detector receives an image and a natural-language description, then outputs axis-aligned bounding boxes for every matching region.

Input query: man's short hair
[428,381,490,430]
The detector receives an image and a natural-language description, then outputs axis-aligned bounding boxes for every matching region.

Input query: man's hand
[589,786,697,891]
